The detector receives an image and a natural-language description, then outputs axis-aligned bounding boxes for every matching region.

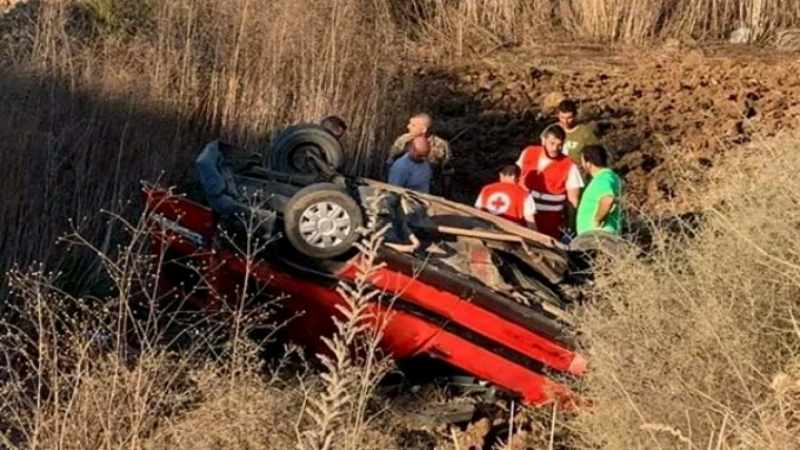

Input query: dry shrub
[0,0,405,281]
[573,132,800,450]
[403,0,561,54]
[143,342,306,450]
[404,0,800,49]
[0,192,400,450]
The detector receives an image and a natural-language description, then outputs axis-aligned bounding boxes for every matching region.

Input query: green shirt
[576,168,623,235]
[563,124,599,164]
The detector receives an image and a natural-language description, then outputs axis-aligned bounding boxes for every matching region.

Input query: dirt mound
[411,46,800,215]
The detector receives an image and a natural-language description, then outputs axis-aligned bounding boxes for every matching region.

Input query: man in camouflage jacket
[386,113,454,198]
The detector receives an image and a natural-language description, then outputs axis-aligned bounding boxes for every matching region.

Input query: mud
[410,44,800,215]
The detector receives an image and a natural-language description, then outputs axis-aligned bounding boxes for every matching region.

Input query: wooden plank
[360,179,565,250]
[428,225,526,243]
[483,240,564,284]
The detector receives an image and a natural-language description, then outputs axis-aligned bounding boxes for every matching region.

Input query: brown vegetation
[2,0,800,278]
[0,194,400,450]
[2,0,800,448]
[574,134,800,450]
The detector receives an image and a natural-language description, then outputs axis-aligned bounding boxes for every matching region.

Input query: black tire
[284,183,363,259]
[268,125,344,174]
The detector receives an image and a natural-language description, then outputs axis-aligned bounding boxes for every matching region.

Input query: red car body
[143,187,586,408]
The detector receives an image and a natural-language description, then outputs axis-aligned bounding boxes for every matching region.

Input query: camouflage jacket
[387,133,454,175]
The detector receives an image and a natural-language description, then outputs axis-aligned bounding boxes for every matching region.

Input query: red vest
[517,145,573,213]
[475,181,529,225]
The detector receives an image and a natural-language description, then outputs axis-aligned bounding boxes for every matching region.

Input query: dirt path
[409,43,800,216]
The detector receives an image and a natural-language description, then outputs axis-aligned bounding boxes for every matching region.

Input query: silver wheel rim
[298,201,352,249]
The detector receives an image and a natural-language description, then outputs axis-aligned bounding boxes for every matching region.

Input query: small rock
[729,27,753,44]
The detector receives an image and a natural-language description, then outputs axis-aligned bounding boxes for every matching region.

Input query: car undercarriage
[142,128,615,409]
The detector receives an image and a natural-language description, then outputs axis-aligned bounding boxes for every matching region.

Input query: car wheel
[284,183,363,259]
[268,125,344,174]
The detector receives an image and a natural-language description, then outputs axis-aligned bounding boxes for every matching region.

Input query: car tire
[268,125,344,174]
[284,183,364,259]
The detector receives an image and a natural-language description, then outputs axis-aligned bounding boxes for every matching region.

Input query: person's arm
[474,188,485,209]
[565,164,584,230]
[565,188,581,234]
[387,135,408,161]
[438,138,455,198]
[594,195,615,228]
[515,148,527,169]
[523,193,537,229]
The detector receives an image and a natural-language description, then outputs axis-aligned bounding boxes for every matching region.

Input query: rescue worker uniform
[516,145,584,238]
[474,181,536,227]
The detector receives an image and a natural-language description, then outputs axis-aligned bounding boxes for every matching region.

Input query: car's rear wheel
[284,183,363,259]
[268,125,344,174]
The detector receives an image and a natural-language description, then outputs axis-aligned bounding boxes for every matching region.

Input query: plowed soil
[410,43,800,216]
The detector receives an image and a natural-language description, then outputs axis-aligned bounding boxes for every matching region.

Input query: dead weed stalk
[296,206,395,450]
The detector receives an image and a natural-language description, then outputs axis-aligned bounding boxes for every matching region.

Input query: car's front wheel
[283,183,364,259]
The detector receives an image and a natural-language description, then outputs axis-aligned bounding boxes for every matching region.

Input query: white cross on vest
[486,192,511,215]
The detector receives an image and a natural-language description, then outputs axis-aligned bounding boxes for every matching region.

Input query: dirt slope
[410,44,800,215]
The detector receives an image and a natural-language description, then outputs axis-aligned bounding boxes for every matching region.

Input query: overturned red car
[143,128,590,408]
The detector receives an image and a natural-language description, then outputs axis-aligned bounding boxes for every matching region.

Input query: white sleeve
[523,194,536,225]
[515,149,527,168]
[565,163,584,190]
[474,189,484,209]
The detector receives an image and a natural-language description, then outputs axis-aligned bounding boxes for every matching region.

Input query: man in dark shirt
[388,136,433,193]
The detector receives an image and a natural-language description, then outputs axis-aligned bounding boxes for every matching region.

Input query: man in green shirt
[576,144,623,235]
[557,99,599,165]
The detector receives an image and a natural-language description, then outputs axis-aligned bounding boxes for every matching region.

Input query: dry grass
[405,0,800,51]
[5,1,800,448]
[573,132,800,450]
[0,0,407,283]
[0,191,402,450]
[3,0,800,286]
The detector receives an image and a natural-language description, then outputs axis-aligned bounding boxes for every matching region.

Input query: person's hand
[409,233,421,249]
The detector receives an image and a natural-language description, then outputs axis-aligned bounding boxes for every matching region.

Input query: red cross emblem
[486,192,511,215]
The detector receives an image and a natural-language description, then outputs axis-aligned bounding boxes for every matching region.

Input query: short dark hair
[541,124,566,141]
[582,144,609,167]
[499,165,520,178]
[557,99,578,115]
[321,115,347,138]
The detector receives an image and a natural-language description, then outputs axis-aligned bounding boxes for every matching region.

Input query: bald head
[407,112,433,137]
[405,135,430,162]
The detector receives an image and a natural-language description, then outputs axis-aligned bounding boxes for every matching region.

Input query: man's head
[407,112,433,137]
[498,164,520,184]
[557,100,578,130]
[541,124,566,158]
[405,135,430,162]
[321,115,347,139]
[581,144,610,174]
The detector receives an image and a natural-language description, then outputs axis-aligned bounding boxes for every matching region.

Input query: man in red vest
[474,165,536,228]
[515,125,584,239]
